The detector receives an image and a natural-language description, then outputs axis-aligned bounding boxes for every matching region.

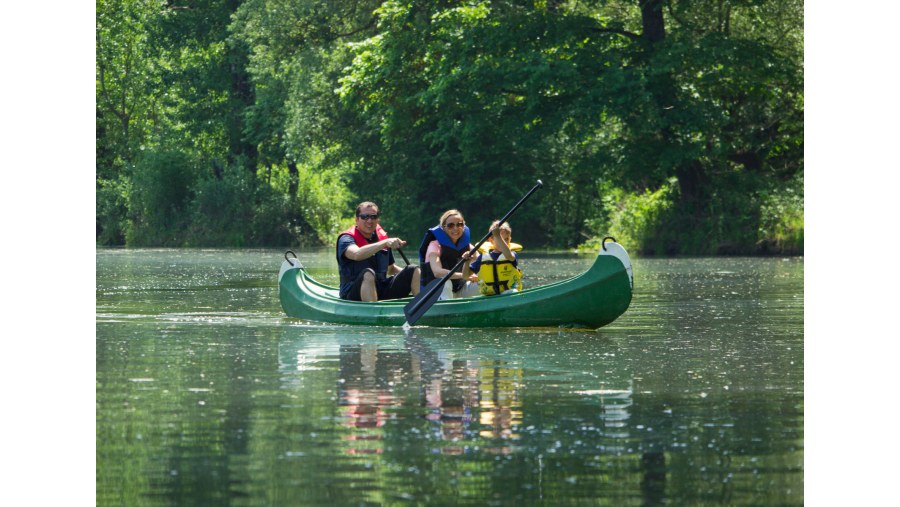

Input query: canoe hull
[279,243,633,329]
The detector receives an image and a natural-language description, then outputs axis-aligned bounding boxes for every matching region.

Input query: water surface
[97,248,803,505]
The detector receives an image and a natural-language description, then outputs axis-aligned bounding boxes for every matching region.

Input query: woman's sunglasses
[443,222,465,230]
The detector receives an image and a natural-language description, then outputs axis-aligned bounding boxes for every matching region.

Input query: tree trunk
[675,161,709,207]
[640,0,709,206]
[287,162,299,197]
[640,0,666,43]
[228,37,259,172]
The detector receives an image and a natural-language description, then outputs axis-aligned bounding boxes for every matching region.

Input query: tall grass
[581,173,803,256]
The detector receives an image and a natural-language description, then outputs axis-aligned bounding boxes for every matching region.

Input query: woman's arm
[427,251,456,279]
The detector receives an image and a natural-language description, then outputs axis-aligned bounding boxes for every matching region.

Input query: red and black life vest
[336,225,391,293]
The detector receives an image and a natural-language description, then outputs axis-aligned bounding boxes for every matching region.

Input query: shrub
[187,161,257,246]
[96,176,129,245]
[126,150,200,246]
[266,148,356,245]
[757,173,804,254]
[582,179,677,254]
[188,154,354,247]
[581,171,803,256]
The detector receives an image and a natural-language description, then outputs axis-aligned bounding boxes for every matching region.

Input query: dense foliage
[97,0,803,255]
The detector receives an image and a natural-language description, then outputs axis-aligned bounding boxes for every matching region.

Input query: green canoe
[278,240,633,329]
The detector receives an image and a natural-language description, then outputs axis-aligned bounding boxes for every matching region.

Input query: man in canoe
[337,202,421,301]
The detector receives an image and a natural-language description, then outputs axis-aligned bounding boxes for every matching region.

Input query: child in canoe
[467,220,523,296]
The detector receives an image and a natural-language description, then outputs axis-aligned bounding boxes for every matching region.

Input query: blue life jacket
[417,224,471,292]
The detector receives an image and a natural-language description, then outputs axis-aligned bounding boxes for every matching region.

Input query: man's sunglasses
[358,213,380,220]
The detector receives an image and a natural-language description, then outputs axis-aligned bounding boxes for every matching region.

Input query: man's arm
[344,237,407,261]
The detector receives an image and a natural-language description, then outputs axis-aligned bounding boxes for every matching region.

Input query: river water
[96,248,803,505]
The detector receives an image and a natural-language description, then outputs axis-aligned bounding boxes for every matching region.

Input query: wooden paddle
[403,179,543,327]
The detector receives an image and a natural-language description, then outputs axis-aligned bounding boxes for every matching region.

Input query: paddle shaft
[404,179,543,324]
[397,248,411,266]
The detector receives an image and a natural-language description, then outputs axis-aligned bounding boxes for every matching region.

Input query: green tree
[97,0,802,252]
[152,0,257,167]
[96,0,167,177]
[96,0,168,243]
[337,0,802,250]
[230,0,380,239]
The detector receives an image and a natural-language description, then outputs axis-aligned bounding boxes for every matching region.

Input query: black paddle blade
[402,179,544,327]
[403,278,445,326]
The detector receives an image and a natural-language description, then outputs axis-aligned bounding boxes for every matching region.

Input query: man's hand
[386,237,407,249]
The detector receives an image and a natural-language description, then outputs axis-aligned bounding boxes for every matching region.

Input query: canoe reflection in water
[337,333,523,455]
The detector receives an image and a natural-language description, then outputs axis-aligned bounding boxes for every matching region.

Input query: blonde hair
[440,209,464,226]
[491,220,512,235]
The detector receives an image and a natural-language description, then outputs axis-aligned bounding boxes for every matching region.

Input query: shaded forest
[96,0,803,255]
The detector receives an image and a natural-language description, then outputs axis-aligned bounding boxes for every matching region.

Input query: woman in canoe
[418,209,480,300]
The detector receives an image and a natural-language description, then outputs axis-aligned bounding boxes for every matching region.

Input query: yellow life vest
[477,249,523,296]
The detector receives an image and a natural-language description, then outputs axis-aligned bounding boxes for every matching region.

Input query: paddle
[397,248,411,266]
[403,179,543,326]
